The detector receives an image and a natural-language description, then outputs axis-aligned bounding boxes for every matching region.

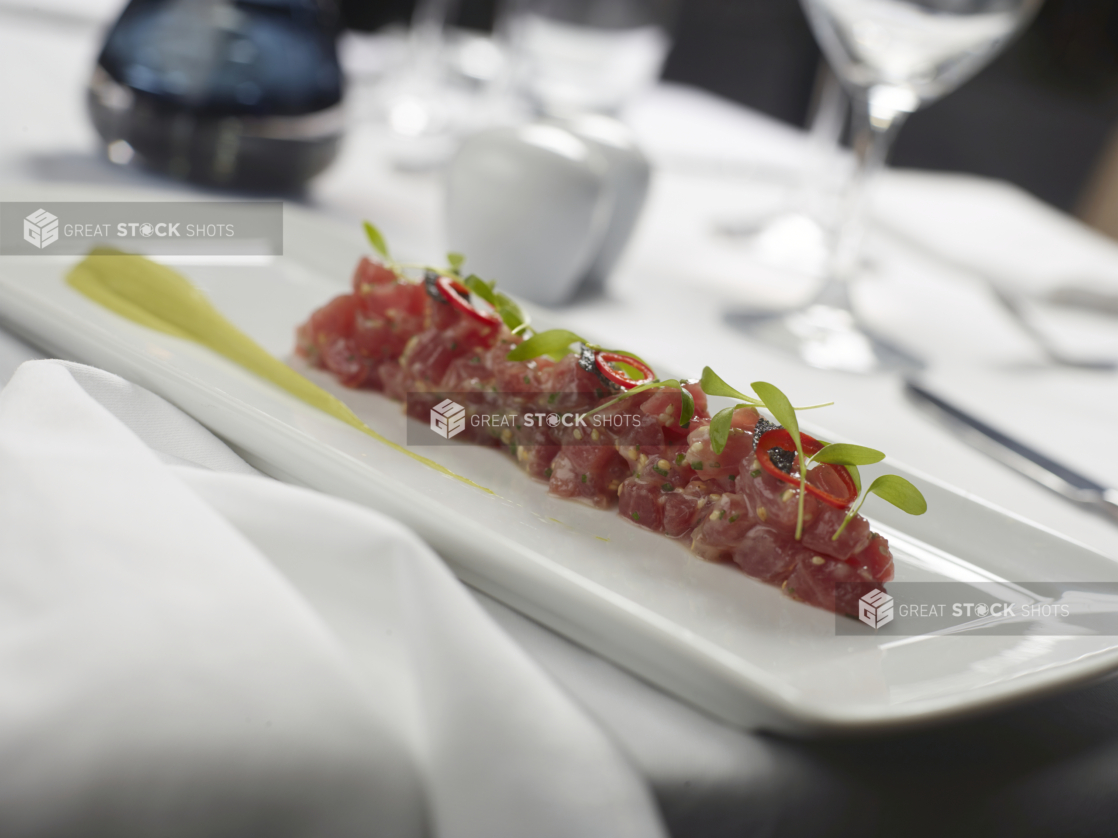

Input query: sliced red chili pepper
[595,351,655,390]
[436,275,501,328]
[756,428,857,509]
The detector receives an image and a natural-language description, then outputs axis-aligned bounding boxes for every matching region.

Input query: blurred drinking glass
[720,68,850,280]
[505,0,677,117]
[737,0,1043,373]
[374,0,469,168]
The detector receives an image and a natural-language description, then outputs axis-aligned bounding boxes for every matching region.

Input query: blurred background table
[3,1,1118,836]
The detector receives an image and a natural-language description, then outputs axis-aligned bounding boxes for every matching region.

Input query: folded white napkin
[0,360,666,838]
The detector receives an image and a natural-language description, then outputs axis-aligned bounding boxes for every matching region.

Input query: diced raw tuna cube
[801,505,872,561]
[618,477,666,531]
[783,553,882,618]
[731,525,803,584]
[689,493,754,562]
[549,445,630,508]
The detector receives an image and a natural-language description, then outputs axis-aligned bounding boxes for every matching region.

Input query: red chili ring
[595,351,655,390]
[756,428,858,509]
[436,275,502,327]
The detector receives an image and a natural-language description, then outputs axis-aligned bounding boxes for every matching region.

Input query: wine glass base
[726,304,923,374]
[717,211,831,279]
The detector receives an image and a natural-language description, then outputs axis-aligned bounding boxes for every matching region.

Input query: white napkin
[0,359,666,838]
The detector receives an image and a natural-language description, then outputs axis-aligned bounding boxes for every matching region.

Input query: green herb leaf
[363,222,389,259]
[700,367,762,405]
[867,474,927,516]
[447,252,464,273]
[462,274,495,298]
[751,381,798,437]
[832,473,926,540]
[505,329,585,362]
[812,443,885,467]
[678,385,695,428]
[464,274,530,334]
[709,406,736,455]
[752,381,807,540]
[699,367,832,411]
[585,379,680,417]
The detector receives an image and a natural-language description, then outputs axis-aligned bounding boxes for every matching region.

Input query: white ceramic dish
[4,186,1118,735]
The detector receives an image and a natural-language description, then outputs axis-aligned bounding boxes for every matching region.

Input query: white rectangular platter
[4,189,1118,734]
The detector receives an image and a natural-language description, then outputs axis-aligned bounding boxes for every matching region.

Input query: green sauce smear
[67,247,492,494]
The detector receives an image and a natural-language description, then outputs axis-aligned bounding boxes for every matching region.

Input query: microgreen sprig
[751,381,810,540]
[700,367,765,407]
[506,330,654,370]
[463,274,530,334]
[585,378,697,429]
[703,367,833,458]
[362,220,429,279]
[584,378,680,417]
[833,474,927,539]
[709,405,754,455]
[506,329,587,362]
[809,443,884,467]
[363,221,390,261]
[809,442,882,495]
[362,222,530,333]
[679,382,696,427]
[716,375,926,541]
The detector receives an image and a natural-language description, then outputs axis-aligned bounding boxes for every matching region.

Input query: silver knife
[905,379,1118,525]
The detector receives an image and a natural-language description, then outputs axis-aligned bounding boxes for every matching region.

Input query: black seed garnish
[577,344,597,373]
[425,270,446,303]
[578,344,621,391]
[752,417,780,451]
[768,447,795,474]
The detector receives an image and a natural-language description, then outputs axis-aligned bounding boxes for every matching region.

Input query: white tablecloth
[0,350,670,838]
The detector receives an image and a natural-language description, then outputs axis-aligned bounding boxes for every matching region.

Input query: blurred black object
[337,0,498,32]
[660,0,821,129]
[89,0,344,192]
[893,0,1118,214]
[658,0,1118,215]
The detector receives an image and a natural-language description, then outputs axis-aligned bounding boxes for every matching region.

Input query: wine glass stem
[410,0,459,67]
[814,88,911,309]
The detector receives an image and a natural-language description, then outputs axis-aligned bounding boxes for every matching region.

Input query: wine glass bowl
[733,0,1043,373]
[804,0,1042,110]
[506,0,677,118]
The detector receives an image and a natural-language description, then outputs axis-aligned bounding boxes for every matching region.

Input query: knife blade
[905,379,1118,525]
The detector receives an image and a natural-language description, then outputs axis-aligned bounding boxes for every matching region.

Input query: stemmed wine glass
[737,0,1043,373]
[718,68,849,279]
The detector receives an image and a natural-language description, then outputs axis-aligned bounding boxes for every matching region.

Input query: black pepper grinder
[89,0,344,192]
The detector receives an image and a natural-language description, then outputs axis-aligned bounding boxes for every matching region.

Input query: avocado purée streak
[67,247,492,494]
